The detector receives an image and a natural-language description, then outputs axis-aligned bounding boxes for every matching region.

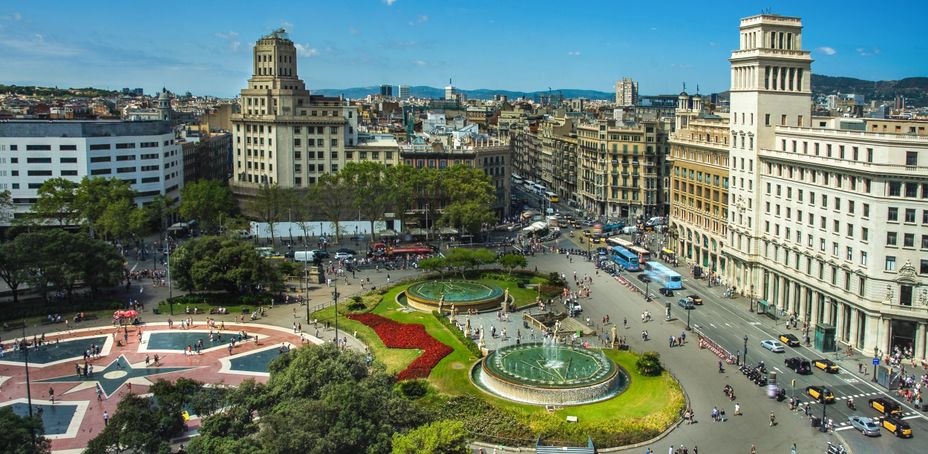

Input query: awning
[167,222,189,231]
[378,229,398,237]
[439,227,458,235]
[408,228,430,236]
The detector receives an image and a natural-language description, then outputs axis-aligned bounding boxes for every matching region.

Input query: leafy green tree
[418,257,448,279]
[179,180,236,234]
[31,177,78,226]
[391,420,469,454]
[341,162,393,240]
[0,239,30,304]
[498,253,528,276]
[72,176,137,238]
[170,236,281,294]
[439,201,496,237]
[310,173,353,244]
[0,407,49,454]
[0,189,12,224]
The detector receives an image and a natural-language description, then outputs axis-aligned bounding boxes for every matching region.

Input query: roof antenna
[696,84,700,94]
[682,82,686,93]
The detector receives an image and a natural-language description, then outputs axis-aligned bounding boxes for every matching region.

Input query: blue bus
[644,261,683,290]
[611,246,641,271]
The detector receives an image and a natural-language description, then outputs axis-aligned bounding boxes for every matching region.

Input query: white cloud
[349,26,359,35]
[294,43,319,57]
[0,12,22,21]
[567,51,581,56]
[215,31,242,52]
[414,60,427,67]
[384,0,397,5]
[857,47,880,56]
[0,33,81,56]
[816,46,837,56]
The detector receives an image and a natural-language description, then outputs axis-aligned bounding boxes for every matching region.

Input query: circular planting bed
[404,280,506,313]
[471,342,628,406]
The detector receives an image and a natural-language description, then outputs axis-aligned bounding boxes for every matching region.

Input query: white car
[760,339,785,353]
[334,251,354,260]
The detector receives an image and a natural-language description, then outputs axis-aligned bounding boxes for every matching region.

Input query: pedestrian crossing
[792,391,924,429]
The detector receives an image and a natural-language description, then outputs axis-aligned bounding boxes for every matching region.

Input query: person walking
[750,445,756,454]
[790,443,797,454]
[103,410,109,426]
[769,411,776,426]
[735,402,742,415]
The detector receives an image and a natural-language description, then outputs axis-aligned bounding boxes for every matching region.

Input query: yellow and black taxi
[778,333,800,347]
[582,230,592,237]
[813,358,839,373]
[869,397,902,416]
[805,385,835,403]
[687,294,703,305]
[879,415,913,438]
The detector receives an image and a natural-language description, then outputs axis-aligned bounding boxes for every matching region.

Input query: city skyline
[1,0,926,97]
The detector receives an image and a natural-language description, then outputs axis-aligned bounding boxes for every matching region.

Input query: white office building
[0,120,183,224]
[724,14,928,360]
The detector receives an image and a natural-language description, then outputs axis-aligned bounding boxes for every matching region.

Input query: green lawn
[312,274,686,447]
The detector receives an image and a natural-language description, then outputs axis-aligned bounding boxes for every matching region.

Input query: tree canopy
[169,236,282,294]
[0,407,49,454]
[179,180,236,234]
[391,420,469,454]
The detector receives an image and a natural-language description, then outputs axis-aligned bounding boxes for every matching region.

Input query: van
[622,226,639,235]
[293,250,316,262]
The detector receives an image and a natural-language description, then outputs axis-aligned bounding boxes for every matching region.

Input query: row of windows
[3,142,160,152]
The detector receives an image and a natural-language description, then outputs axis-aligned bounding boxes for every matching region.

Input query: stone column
[809,290,819,328]
[798,285,808,321]
[834,302,844,342]
[849,308,860,349]
[916,323,927,360]
[880,318,891,357]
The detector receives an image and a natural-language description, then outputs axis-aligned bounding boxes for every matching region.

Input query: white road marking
[834,426,855,432]
[774,367,783,373]
[708,323,716,328]
[724,323,732,327]
[902,415,922,421]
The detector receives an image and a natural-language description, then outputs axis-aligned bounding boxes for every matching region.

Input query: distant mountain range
[315,75,928,106]
[811,74,928,106]
[312,85,616,101]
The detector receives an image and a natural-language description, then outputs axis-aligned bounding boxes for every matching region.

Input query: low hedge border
[432,310,483,358]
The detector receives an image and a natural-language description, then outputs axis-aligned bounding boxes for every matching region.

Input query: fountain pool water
[403,280,506,313]
[471,340,628,406]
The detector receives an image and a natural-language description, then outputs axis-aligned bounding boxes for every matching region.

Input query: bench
[2,321,26,332]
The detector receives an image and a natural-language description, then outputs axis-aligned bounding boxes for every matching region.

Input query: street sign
[872,357,880,366]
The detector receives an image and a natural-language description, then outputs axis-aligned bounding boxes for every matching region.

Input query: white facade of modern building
[398,84,410,100]
[723,14,928,359]
[0,120,183,224]
[615,77,639,107]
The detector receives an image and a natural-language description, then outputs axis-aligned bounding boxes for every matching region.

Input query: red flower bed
[348,313,453,380]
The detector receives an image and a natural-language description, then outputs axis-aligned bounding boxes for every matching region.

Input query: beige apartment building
[576,118,668,220]
[668,93,731,273]
[230,29,359,200]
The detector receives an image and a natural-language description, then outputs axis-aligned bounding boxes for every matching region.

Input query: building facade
[0,120,183,223]
[615,77,639,107]
[723,14,928,359]
[230,29,358,201]
[669,93,731,274]
[182,132,231,184]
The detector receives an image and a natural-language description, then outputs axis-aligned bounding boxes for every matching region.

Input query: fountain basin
[404,280,505,313]
[471,343,628,406]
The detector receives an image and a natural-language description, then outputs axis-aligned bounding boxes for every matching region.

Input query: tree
[179,180,236,234]
[31,178,78,225]
[439,201,496,237]
[391,420,469,454]
[0,189,12,224]
[310,173,353,244]
[170,236,281,294]
[498,253,528,276]
[72,176,137,238]
[248,184,292,247]
[417,257,448,279]
[341,162,393,240]
[0,239,30,305]
[0,407,49,454]
[437,165,496,236]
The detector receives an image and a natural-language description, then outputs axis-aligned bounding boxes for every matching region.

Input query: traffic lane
[677,275,926,418]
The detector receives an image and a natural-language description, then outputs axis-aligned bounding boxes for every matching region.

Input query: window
[923,235,928,250]
[906,151,918,166]
[846,246,853,261]
[26,157,52,164]
[27,170,52,176]
[863,204,870,217]
[861,251,868,266]
[26,144,51,151]
[888,207,899,221]
[89,144,111,151]
[60,157,77,163]
[905,208,916,223]
[922,259,928,274]
[887,232,897,246]
[889,182,901,196]
[886,256,896,271]
[904,233,915,248]
[59,144,77,151]
[848,201,855,214]
[862,227,869,242]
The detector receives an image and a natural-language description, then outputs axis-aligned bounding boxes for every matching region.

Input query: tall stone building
[230,29,358,200]
[723,14,928,358]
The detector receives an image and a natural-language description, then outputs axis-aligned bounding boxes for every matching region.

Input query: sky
[1,0,925,97]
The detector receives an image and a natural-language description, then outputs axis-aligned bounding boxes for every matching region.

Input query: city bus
[629,246,651,263]
[607,237,635,249]
[512,175,524,185]
[610,246,641,271]
[545,191,559,203]
[532,183,546,195]
[643,261,683,290]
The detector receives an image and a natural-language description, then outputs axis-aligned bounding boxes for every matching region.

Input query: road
[532,227,927,453]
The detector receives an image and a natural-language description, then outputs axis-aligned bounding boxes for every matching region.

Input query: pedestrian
[769,411,776,426]
[735,402,741,415]
[103,410,109,426]
[750,445,756,454]
[790,443,797,454]
[48,387,55,404]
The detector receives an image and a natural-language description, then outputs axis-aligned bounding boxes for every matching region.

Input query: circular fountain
[471,339,628,406]
[404,280,506,313]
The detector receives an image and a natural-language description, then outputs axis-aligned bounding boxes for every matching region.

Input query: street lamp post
[744,335,749,366]
[686,306,692,331]
[21,323,35,446]
[332,284,340,347]
[820,388,828,432]
[645,279,650,302]
[167,240,174,315]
